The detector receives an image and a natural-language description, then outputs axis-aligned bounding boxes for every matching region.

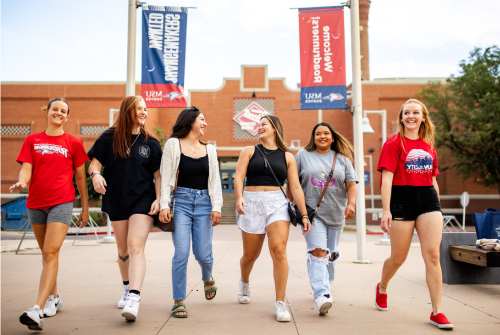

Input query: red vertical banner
[298,6,347,110]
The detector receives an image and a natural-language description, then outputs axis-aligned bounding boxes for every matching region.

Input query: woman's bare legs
[266,220,290,302]
[32,222,69,307]
[415,211,444,315]
[240,231,266,283]
[379,221,414,294]
[127,214,153,291]
[111,220,129,282]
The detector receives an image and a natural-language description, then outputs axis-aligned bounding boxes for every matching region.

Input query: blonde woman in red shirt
[11,98,89,331]
[375,99,453,330]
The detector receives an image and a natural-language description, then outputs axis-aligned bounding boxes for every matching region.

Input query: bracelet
[90,171,100,179]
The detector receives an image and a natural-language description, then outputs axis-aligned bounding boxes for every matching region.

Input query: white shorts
[237,190,290,234]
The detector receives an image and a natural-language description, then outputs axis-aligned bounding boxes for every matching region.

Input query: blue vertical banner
[141,5,188,108]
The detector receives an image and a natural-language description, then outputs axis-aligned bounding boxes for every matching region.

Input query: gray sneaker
[20,305,44,331]
[44,294,63,317]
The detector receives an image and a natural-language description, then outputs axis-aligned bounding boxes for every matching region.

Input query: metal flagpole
[350,0,370,264]
[126,0,138,96]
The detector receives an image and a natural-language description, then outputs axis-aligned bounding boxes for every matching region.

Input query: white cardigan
[159,138,223,213]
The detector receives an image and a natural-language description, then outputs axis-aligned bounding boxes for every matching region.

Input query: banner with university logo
[298,6,347,110]
[141,5,188,108]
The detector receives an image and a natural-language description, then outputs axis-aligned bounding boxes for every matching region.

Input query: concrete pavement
[2,225,499,334]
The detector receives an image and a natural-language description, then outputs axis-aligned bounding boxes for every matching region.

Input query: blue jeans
[171,187,214,301]
[302,219,342,299]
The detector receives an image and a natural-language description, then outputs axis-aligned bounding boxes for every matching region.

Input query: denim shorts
[237,190,290,234]
[390,185,442,221]
[27,201,73,226]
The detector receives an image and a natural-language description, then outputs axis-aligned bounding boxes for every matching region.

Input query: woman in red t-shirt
[11,98,90,331]
[375,99,453,329]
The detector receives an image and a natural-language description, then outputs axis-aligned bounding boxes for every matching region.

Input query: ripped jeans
[301,219,343,299]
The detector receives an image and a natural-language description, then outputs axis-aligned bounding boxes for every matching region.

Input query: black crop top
[246,144,287,186]
[177,154,209,190]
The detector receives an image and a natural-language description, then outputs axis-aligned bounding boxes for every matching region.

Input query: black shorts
[108,196,156,222]
[390,185,442,221]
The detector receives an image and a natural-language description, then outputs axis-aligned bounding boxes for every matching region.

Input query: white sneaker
[43,294,63,317]
[118,284,129,309]
[121,293,140,321]
[238,279,250,304]
[315,294,333,315]
[20,305,44,331]
[274,300,291,322]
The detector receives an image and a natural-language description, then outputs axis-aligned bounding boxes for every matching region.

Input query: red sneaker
[375,283,388,311]
[430,312,454,329]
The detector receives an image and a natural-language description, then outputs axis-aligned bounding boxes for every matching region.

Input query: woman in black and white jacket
[159,106,223,318]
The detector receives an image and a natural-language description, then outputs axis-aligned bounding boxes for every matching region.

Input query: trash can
[1,196,28,230]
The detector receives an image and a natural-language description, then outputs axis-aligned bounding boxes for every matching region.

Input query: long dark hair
[112,96,157,159]
[170,106,206,144]
[304,122,354,162]
[42,97,70,115]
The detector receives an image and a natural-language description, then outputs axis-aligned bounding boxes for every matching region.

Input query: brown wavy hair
[112,96,157,159]
[260,115,289,152]
[393,98,435,152]
[304,122,354,162]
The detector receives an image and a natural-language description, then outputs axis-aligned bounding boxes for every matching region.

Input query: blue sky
[2,0,499,92]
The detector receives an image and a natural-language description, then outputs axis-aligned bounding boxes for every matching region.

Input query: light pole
[101,108,121,243]
[350,0,370,264]
[126,0,140,96]
[363,109,390,244]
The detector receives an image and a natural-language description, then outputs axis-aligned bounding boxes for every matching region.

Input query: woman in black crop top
[158,107,223,318]
[234,115,311,322]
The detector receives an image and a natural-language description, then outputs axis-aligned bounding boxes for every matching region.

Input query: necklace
[184,139,198,158]
[262,145,278,155]
[127,134,140,155]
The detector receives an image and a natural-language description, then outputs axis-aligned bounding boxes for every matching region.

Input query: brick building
[2,0,498,221]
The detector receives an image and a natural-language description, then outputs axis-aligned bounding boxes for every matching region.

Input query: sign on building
[233,99,275,140]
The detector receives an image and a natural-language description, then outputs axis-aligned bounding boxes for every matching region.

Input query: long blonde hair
[394,98,435,152]
[304,122,354,163]
[260,115,289,152]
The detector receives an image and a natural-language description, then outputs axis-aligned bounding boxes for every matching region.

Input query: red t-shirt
[377,134,438,187]
[16,132,89,209]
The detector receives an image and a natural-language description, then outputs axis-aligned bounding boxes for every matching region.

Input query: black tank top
[177,154,209,190]
[246,144,287,187]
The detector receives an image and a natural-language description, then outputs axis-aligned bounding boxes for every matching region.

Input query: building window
[80,126,108,135]
[0,126,31,135]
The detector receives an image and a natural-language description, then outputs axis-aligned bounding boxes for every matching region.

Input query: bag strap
[173,139,182,196]
[315,151,338,210]
[254,145,289,201]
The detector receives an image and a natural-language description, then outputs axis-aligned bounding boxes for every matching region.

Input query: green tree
[153,125,169,147]
[418,46,500,194]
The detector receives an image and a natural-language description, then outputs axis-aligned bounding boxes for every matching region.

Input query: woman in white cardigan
[159,106,223,318]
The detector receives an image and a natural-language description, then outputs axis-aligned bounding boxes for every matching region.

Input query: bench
[440,232,500,284]
[449,245,500,267]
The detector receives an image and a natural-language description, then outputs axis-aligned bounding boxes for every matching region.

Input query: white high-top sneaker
[274,300,291,322]
[43,294,63,317]
[121,293,140,321]
[315,294,333,315]
[118,284,129,309]
[20,305,44,331]
[238,279,250,304]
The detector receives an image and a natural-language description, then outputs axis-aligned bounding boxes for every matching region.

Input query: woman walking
[158,106,223,318]
[13,98,89,331]
[234,115,311,322]
[375,99,453,329]
[88,96,162,321]
[287,122,358,315]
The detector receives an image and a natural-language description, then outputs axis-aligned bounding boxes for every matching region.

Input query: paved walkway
[2,226,499,334]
